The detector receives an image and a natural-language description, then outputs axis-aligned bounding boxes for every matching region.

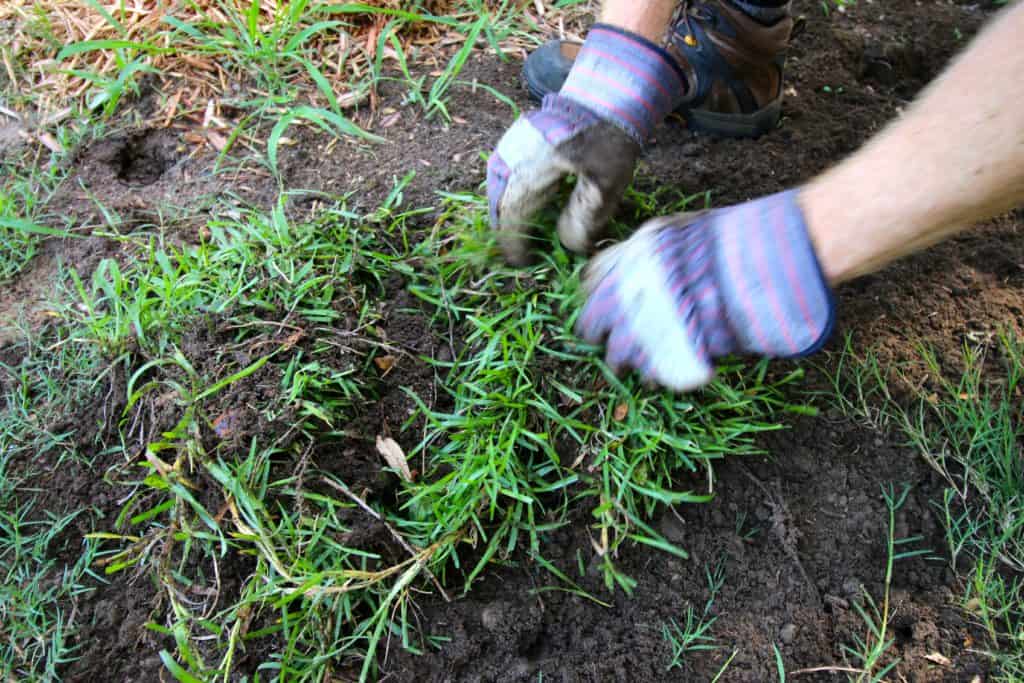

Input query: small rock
[481,601,508,632]
[824,594,850,610]
[843,578,862,596]
[659,511,687,545]
[508,658,532,677]
[780,623,798,644]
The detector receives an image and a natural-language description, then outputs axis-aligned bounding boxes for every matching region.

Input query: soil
[2,0,1022,680]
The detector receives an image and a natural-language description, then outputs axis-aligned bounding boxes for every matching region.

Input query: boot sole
[682,96,782,139]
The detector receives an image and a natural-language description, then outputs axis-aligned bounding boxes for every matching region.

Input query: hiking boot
[521,1,794,138]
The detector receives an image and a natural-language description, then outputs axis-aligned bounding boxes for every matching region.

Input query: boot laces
[677,0,712,47]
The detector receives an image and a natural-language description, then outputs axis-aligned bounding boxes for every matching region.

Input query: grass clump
[842,483,930,681]
[0,501,100,681]
[3,1,532,180]
[402,193,807,592]
[0,185,807,681]
[2,193,417,681]
[904,334,1024,678]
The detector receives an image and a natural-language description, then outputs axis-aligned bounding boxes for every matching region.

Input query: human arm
[578,2,1024,391]
[804,0,1024,283]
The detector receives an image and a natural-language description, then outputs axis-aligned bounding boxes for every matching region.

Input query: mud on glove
[487,25,686,264]
[576,190,836,391]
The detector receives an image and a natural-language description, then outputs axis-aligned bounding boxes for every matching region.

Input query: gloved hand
[487,25,686,265]
[576,190,836,391]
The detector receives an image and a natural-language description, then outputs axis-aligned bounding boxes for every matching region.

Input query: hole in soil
[894,619,915,645]
[519,630,548,662]
[113,130,177,186]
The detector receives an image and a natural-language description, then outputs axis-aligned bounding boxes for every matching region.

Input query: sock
[728,0,791,24]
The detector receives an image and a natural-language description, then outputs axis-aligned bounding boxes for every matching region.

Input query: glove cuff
[712,190,835,358]
[560,24,688,144]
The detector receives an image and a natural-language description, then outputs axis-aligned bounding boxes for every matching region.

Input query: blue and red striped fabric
[654,190,835,360]
[559,24,687,144]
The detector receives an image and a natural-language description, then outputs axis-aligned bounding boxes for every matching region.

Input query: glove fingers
[495,161,567,265]
[557,170,630,256]
[644,334,716,392]
[489,117,574,265]
[605,324,641,374]
[555,120,639,255]
[577,276,618,343]
[579,224,718,392]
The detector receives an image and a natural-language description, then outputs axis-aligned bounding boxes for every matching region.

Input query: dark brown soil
[2,0,1022,680]
[387,416,987,682]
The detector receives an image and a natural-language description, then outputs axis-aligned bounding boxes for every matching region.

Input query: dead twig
[791,665,864,675]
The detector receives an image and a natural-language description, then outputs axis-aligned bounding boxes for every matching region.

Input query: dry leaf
[205,129,228,151]
[374,355,396,373]
[924,653,952,666]
[282,329,305,350]
[337,90,368,109]
[613,403,629,421]
[376,436,412,482]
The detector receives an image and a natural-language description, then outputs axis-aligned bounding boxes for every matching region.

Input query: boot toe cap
[522,40,581,102]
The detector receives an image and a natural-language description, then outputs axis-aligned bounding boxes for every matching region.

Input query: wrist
[708,190,835,359]
[599,0,677,44]
[559,24,687,143]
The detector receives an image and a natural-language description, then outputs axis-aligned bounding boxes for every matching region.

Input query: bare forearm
[802,1,1024,285]
[600,0,678,42]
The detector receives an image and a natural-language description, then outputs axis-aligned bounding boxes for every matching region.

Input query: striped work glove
[576,191,836,391]
[487,25,686,264]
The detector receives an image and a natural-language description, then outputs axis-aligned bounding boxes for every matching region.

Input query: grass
[5,2,1019,681]
[0,174,808,682]
[0,325,108,681]
[822,332,1024,679]
[402,193,807,592]
[0,135,76,281]
[0,501,100,681]
[663,560,724,670]
[0,4,661,679]
[3,0,537,186]
[842,484,930,681]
